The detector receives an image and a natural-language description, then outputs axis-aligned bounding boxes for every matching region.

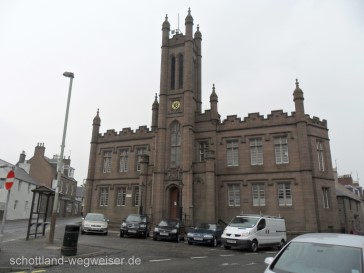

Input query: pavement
[0,217,119,273]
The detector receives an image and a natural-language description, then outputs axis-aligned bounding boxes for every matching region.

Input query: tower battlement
[98,125,153,142]
[219,110,327,129]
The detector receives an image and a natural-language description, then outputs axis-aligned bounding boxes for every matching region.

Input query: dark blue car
[187,223,224,247]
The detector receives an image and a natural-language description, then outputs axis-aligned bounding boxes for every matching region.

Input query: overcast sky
[1,0,363,185]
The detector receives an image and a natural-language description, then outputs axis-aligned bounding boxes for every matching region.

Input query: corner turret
[162,14,170,47]
[151,93,159,131]
[293,79,305,119]
[92,109,101,142]
[185,8,194,39]
[210,84,219,121]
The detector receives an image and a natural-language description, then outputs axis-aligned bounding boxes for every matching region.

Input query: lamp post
[49,72,74,244]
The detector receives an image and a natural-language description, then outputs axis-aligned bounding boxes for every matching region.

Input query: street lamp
[49,71,74,244]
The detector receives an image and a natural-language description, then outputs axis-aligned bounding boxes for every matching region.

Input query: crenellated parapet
[97,125,154,142]
[219,110,327,130]
[196,110,221,122]
[307,116,327,128]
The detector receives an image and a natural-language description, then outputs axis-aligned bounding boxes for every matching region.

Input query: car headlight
[121,223,126,227]
[171,229,177,233]
[203,234,213,239]
[187,232,193,237]
[140,224,146,228]
[241,231,250,237]
[83,223,91,228]
[154,227,159,232]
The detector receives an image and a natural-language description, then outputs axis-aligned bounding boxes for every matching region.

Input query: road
[41,233,276,273]
[2,218,276,272]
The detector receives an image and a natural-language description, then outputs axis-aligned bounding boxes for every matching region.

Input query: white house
[0,159,38,220]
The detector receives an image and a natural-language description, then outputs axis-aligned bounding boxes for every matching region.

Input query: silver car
[264,233,363,273]
[81,213,108,235]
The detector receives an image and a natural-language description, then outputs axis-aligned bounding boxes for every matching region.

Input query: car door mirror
[264,257,274,265]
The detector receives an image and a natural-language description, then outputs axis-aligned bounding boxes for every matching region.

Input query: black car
[153,219,186,242]
[187,223,224,247]
[120,214,150,238]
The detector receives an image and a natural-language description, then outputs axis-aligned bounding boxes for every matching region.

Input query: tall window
[252,184,265,206]
[274,136,289,164]
[100,188,109,206]
[317,141,325,171]
[117,187,127,206]
[228,184,240,206]
[119,150,128,172]
[278,182,292,206]
[136,148,147,172]
[199,141,209,161]
[134,186,140,207]
[171,56,176,90]
[250,138,263,165]
[178,54,183,89]
[227,140,239,166]
[322,187,329,208]
[103,151,112,173]
[170,122,181,167]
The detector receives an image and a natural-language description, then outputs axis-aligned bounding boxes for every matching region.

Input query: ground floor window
[228,184,240,207]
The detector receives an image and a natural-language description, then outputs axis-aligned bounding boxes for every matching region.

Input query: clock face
[171,100,181,110]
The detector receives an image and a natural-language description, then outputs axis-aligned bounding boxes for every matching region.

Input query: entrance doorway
[168,186,179,219]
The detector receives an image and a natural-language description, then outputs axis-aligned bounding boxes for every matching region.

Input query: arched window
[171,56,176,90]
[178,54,183,89]
[170,122,181,167]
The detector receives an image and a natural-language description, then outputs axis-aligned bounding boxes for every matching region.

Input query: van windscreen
[229,217,259,228]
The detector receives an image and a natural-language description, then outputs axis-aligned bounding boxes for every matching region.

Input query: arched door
[168,186,179,219]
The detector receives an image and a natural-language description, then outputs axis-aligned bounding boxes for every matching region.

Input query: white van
[221,215,286,252]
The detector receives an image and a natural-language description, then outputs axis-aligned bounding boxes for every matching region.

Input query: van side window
[257,219,266,230]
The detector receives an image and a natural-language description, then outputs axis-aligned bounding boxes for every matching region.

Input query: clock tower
[152,9,202,223]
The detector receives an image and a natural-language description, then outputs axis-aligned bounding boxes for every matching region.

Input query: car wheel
[212,237,217,247]
[188,240,192,245]
[251,240,258,252]
[81,230,85,235]
[153,236,157,241]
[120,232,124,238]
[104,231,108,236]
[224,245,231,250]
[176,234,180,243]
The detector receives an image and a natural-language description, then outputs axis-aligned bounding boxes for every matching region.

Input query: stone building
[84,10,340,234]
[27,143,79,217]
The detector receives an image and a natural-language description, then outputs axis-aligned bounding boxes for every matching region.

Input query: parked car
[221,215,286,252]
[153,219,185,242]
[81,213,108,235]
[187,223,224,247]
[264,233,364,273]
[120,214,150,238]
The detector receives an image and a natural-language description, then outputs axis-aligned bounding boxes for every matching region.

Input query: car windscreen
[271,241,363,273]
[158,220,178,227]
[229,217,259,228]
[85,214,105,221]
[196,223,216,230]
[126,215,143,222]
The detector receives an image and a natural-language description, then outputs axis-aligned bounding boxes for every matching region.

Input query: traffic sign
[5,170,15,190]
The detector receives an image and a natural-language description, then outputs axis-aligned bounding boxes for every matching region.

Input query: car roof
[87,213,104,216]
[292,233,364,248]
